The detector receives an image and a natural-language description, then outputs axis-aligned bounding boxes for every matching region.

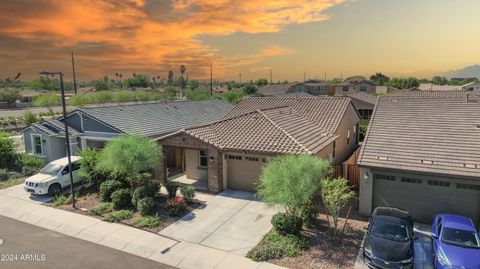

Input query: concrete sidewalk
[0,185,284,269]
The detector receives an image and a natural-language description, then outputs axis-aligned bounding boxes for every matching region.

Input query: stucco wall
[358,167,373,215]
[332,104,360,164]
[185,149,207,180]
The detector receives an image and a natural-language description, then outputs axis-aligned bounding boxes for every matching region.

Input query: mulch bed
[54,191,204,233]
[267,198,369,269]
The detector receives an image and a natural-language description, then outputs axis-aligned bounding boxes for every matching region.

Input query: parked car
[432,214,480,268]
[363,207,415,269]
[24,156,82,196]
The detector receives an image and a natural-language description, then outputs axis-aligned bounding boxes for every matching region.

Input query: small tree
[256,79,268,87]
[96,135,161,187]
[0,89,22,108]
[257,155,331,218]
[94,80,110,91]
[320,177,355,241]
[33,94,60,115]
[0,132,16,169]
[187,80,199,91]
[242,84,257,95]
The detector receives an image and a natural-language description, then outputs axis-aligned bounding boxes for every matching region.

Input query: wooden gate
[332,164,360,190]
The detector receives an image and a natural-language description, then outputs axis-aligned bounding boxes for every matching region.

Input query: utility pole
[210,62,213,94]
[39,71,75,209]
[71,52,77,95]
[270,69,272,84]
[239,73,242,84]
[324,72,327,81]
[303,71,306,83]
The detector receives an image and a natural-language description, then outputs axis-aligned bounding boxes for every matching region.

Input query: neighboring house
[256,83,300,96]
[375,85,399,95]
[342,93,377,125]
[462,81,480,91]
[156,96,360,192]
[393,89,480,98]
[334,77,376,95]
[297,80,334,96]
[21,100,234,163]
[358,96,480,224]
[418,83,463,91]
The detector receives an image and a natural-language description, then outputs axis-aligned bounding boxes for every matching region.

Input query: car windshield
[40,163,63,175]
[371,217,409,242]
[442,227,480,248]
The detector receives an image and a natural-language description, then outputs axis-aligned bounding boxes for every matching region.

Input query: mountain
[445,65,480,79]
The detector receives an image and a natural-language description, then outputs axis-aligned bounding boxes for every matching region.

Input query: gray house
[21,100,234,163]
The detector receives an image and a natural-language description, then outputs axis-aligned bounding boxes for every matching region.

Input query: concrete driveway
[0,184,53,204]
[159,189,278,256]
[354,223,434,269]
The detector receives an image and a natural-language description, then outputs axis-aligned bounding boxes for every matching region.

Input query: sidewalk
[0,185,284,269]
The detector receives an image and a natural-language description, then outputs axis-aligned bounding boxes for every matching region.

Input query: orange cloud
[0,0,345,79]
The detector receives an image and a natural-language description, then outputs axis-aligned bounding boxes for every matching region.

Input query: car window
[437,219,442,236]
[371,217,410,242]
[441,227,480,248]
[40,163,63,175]
[62,162,80,174]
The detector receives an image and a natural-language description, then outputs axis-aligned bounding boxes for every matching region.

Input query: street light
[39,71,76,209]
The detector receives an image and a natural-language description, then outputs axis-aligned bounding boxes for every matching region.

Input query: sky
[0,0,479,82]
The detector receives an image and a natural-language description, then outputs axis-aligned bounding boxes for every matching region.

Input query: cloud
[0,0,345,80]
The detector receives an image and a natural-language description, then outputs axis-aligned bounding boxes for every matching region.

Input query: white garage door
[227,155,265,192]
[373,172,480,224]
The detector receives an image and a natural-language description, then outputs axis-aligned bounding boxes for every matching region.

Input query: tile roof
[223,96,351,133]
[184,106,339,154]
[342,93,378,105]
[256,83,299,95]
[358,96,480,178]
[393,89,480,98]
[78,99,233,137]
[418,83,463,91]
[30,119,81,136]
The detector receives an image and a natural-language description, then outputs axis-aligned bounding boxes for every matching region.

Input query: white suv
[24,156,82,196]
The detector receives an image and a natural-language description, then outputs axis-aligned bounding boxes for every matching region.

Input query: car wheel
[48,184,62,196]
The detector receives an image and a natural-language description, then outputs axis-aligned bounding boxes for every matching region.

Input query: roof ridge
[256,109,312,154]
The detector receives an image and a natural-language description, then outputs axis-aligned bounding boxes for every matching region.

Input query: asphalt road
[0,215,176,269]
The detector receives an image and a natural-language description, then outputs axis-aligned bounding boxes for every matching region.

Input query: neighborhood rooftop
[72,99,234,137]
[358,96,480,178]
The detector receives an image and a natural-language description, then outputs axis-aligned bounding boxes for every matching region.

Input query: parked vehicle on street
[363,207,415,269]
[24,156,82,196]
[432,214,480,269]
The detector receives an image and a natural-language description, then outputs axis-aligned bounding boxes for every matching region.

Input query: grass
[90,202,114,216]
[52,194,76,207]
[105,210,133,223]
[0,178,20,190]
[247,230,308,262]
[133,215,162,228]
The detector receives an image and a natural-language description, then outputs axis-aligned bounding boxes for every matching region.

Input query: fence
[333,164,360,190]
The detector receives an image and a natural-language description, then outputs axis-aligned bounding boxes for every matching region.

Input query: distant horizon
[1,0,479,82]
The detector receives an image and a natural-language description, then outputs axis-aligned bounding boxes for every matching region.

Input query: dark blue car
[363,207,415,269]
[432,214,480,269]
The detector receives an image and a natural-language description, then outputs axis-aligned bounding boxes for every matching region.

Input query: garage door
[227,155,265,192]
[373,172,480,224]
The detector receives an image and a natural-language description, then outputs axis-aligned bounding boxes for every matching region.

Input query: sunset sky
[0,0,479,82]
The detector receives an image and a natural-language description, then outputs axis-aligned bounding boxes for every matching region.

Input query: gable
[64,111,120,134]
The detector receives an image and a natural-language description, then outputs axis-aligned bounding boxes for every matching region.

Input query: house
[256,83,300,96]
[418,83,463,91]
[393,89,480,98]
[342,93,377,125]
[155,96,360,192]
[375,85,399,95]
[462,81,480,91]
[358,96,480,224]
[334,77,376,95]
[21,100,234,163]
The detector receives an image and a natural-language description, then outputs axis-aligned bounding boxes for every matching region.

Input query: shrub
[99,180,123,202]
[134,215,162,228]
[303,202,320,227]
[137,197,157,216]
[18,153,44,176]
[0,169,8,181]
[0,132,16,169]
[52,195,69,207]
[105,210,133,223]
[271,213,303,236]
[166,196,187,217]
[111,189,133,210]
[23,111,38,125]
[165,180,180,199]
[132,181,159,208]
[78,149,111,190]
[247,230,308,261]
[180,185,195,204]
[90,202,114,216]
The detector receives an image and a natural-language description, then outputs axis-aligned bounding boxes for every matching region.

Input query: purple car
[432,214,480,268]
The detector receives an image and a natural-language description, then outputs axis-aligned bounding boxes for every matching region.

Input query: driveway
[0,184,53,204]
[159,189,278,256]
[354,223,434,269]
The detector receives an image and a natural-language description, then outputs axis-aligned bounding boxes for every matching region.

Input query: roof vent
[475,124,480,129]
[463,164,479,169]
[420,160,434,164]
[376,156,390,161]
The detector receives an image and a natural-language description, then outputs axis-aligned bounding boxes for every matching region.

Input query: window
[31,134,43,155]
[373,174,396,181]
[358,109,373,120]
[347,130,350,145]
[342,86,348,92]
[401,177,422,184]
[246,156,259,162]
[227,155,242,160]
[199,150,208,168]
[428,180,450,187]
[296,86,304,92]
[456,183,480,191]
[437,219,442,236]
[62,162,81,175]
[332,141,336,158]
[359,86,367,92]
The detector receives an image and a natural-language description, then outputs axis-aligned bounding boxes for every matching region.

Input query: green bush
[99,180,123,202]
[105,210,133,223]
[0,132,16,169]
[137,197,157,216]
[166,196,187,217]
[18,153,44,176]
[23,111,38,125]
[0,169,8,181]
[271,213,303,236]
[247,230,308,262]
[78,149,111,190]
[303,202,320,227]
[90,202,114,216]
[132,181,159,208]
[52,195,69,207]
[134,215,162,228]
[180,185,195,204]
[165,180,180,199]
[111,189,133,210]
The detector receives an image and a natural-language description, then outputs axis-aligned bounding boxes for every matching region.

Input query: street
[0,215,176,269]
